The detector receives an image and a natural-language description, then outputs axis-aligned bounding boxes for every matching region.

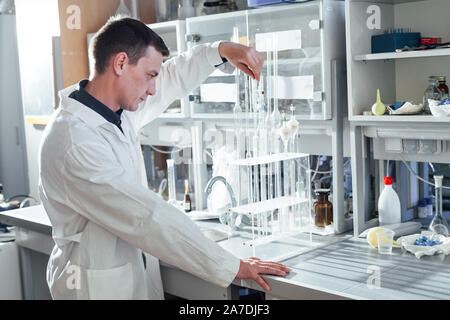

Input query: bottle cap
[436,76,446,82]
[418,199,427,207]
[315,188,330,194]
[383,176,393,185]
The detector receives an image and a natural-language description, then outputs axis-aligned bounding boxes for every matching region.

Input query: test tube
[265,38,273,204]
[166,159,177,206]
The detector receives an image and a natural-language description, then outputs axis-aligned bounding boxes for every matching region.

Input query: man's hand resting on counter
[235,257,291,291]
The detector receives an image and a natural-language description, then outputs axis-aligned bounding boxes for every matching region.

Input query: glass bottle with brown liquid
[437,76,449,100]
[314,189,333,227]
[184,180,191,213]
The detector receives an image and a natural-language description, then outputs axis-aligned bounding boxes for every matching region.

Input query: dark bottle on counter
[314,189,333,227]
[184,180,191,212]
[437,76,449,100]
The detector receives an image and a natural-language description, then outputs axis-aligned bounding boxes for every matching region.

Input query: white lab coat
[38,42,240,300]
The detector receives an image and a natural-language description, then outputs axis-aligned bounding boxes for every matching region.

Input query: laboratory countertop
[1,205,450,300]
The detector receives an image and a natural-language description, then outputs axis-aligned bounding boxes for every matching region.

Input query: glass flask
[429,175,449,237]
[314,189,333,227]
[423,76,442,113]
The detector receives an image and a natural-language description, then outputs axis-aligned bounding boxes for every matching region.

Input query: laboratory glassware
[116,0,132,16]
[166,159,178,206]
[279,112,291,152]
[287,104,299,152]
[184,179,192,212]
[178,0,195,19]
[429,175,449,237]
[376,228,394,255]
[437,76,449,100]
[423,76,442,113]
[314,189,333,227]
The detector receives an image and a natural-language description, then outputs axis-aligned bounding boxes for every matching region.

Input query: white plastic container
[378,176,401,225]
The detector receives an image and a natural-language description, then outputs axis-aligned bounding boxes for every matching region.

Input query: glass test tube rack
[229,152,320,261]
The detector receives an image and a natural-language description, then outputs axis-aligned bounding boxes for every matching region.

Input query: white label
[200,83,237,103]
[255,30,302,52]
[274,75,314,100]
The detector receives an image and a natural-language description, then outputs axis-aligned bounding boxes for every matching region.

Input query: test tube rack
[229,152,321,261]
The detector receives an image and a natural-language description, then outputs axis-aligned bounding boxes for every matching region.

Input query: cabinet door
[186,11,247,118]
[0,15,29,198]
[149,21,189,118]
[248,2,326,120]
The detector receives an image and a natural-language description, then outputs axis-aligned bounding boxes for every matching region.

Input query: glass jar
[436,76,449,100]
[314,189,333,227]
[423,76,442,113]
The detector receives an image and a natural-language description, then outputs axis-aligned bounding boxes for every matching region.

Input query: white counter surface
[2,205,450,300]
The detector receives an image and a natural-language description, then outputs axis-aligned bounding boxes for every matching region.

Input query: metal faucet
[204,176,237,208]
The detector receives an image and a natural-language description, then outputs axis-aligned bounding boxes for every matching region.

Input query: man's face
[119,46,163,111]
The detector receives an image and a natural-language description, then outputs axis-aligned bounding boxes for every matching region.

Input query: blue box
[371,32,421,54]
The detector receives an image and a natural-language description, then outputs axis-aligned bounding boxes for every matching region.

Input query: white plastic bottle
[378,176,401,225]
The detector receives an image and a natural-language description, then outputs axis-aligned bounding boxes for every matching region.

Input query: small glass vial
[184,180,191,213]
[423,76,442,113]
[314,189,333,227]
[436,76,449,100]
[417,199,428,219]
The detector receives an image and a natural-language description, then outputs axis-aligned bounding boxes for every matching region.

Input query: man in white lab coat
[38,16,289,300]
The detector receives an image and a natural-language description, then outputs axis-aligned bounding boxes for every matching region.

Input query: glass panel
[152,23,184,116]
[247,3,323,118]
[15,0,60,116]
[186,12,247,117]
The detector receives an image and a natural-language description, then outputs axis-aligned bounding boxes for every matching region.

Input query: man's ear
[112,52,128,76]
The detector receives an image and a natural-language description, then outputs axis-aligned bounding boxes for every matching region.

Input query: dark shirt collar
[69,79,123,133]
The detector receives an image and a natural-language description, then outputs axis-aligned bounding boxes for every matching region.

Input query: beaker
[429,175,449,237]
[376,228,394,255]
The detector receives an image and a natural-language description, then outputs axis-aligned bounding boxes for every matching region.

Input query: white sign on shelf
[274,75,314,100]
[200,83,237,103]
[255,30,302,52]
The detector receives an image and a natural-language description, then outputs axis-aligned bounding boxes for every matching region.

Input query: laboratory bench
[1,205,450,300]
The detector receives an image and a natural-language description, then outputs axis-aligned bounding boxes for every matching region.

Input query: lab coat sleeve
[61,141,240,288]
[128,41,229,131]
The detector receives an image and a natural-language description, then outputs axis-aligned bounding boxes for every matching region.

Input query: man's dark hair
[90,16,170,74]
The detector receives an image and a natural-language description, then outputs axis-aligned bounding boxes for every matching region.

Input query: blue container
[247,0,312,7]
[371,32,421,54]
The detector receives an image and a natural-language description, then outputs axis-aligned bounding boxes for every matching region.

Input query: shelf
[354,48,450,61]
[229,196,309,215]
[231,152,309,166]
[350,115,450,123]
[350,0,431,3]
